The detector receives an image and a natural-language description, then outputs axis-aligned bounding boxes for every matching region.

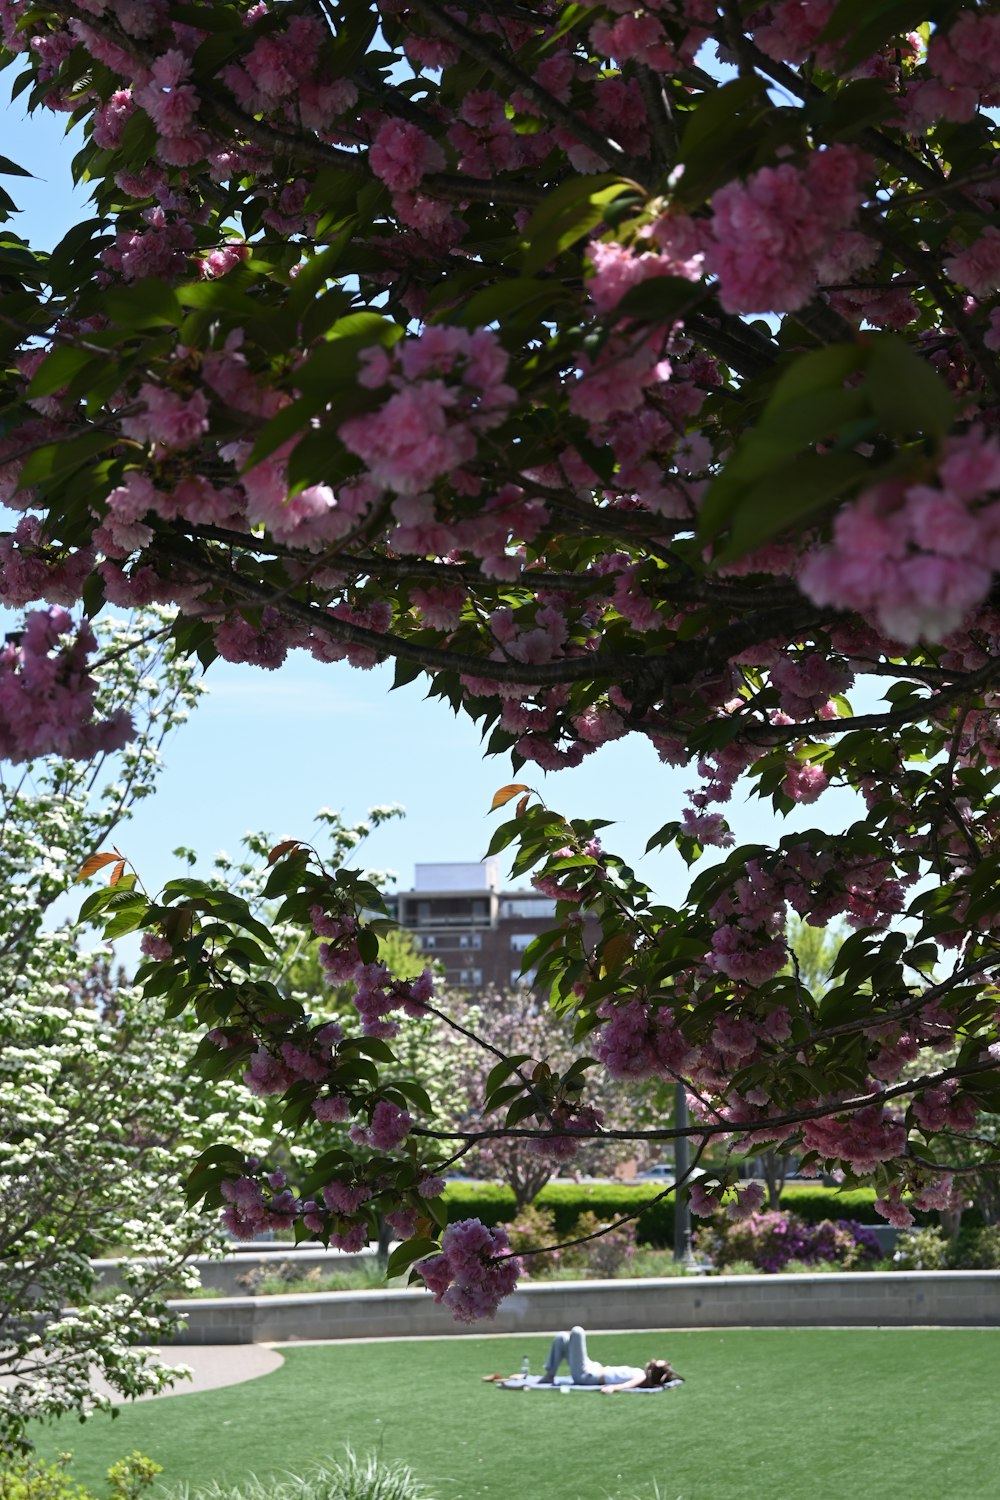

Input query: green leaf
[340,1036,397,1063]
[699,343,867,542]
[294,315,402,396]
[763,343,867,418]
[613,275,706,323]
[386,1235,439,1278]
[287,230,356,318]
[483,1081,525,1116]
[17,430,118,490]
[505,1093,542,1127]
[25,344,98,399]
[187,1143,245,1174]
[864,333,954,439]
[533,3,602,52]
[356,926,379,964]
[675,75,772,202]
[485,1054,532,1096]
[712,452,871,564]
[521,175,635,275]
[819,0,938,69]
[101,278,182,329]
[825,78,896,138]
[451,276,572,330]
[394,1078,433,1114]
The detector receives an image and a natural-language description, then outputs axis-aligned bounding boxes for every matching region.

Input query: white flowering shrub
[0,612,268,1455]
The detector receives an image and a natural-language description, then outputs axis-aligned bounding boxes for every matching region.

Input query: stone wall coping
[93,1246,375,1273]
[165,1267,1000,1314]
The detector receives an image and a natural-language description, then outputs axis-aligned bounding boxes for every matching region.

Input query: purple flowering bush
[695,1211,882,1274]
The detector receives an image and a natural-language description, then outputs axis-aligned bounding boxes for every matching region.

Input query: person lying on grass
[539,1326,683,1393]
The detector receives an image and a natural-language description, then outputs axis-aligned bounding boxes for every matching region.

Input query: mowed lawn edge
[34,1329,1000,1500]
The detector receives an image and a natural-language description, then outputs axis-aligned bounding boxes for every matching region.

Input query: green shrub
[891,1226,949,1270]
[0,1453,160,1500]
[442,1181,675,1245]
[952,1223,1000,1269]
[562,1212,636,1277]
[442,1181,886,1249]
[0,1456,94,1500]
[500,1204,559,1258]
[777,1186,879,1224]
[440,1182,516,1229]
[625,1249,690,1279]
[236,1262,389,1297]
[695,1211,880,1274]
[105,1455,161,1500]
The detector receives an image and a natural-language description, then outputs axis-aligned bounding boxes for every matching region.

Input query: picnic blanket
[495,1375,684,1394]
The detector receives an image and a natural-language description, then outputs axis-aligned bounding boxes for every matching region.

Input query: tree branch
[403,0,642,182]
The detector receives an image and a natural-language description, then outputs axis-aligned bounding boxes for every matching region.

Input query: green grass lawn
[36,1329,999,1500]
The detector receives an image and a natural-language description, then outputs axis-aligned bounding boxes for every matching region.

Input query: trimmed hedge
[441,1181,886,1248]
[440,1182,673,1244]
[779,1185,878,1225]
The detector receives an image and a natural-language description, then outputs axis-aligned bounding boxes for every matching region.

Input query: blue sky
[3,90,867,908]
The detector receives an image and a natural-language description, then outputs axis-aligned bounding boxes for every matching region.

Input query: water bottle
[521,1355,530,1380]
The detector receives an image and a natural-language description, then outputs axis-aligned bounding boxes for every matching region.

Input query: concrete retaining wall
[94,1247,375,1297]
[163,1270,1000,1344]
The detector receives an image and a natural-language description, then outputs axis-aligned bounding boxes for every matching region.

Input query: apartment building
[386,859,564,992]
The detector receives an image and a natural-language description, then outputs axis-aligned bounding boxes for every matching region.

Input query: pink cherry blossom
[416,1218,522,1322]
[369,120,446,192]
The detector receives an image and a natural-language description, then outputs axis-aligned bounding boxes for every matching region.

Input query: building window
[510,932,536,953]
[501,898,556,920]
[417,901,431,920]
[459,934,469,948]
[472,932,482,950]
[511,968,537,987]
[423,935,436,949]
[472,899,487,919]
[471,969,482,986]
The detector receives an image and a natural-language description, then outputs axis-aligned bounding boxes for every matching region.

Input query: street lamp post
[673,1082,696,1268]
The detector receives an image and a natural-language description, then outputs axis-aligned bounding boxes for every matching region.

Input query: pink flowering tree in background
[3,0,1000,1317]
[421,986,659,1210]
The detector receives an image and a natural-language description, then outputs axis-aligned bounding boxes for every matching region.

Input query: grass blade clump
[162,1448,434,1500]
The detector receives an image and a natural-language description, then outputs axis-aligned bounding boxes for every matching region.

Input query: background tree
[429,985,659,1210]
[0,611,271,1456]
[4,1,1000,1321]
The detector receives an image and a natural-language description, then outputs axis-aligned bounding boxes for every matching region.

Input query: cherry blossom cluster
[218,1158,448,1251]
[0,608,133,764]
[338,328,519,566]
[416,1218,522,1323]
[800,429,1000,644]
[312,904,435,1040]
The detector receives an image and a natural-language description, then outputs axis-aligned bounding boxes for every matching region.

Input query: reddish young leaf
[109,859,127,886]
[75,851,120,883]
[515,792,531,817]
[490,783,530,811]
[267,839,302,865]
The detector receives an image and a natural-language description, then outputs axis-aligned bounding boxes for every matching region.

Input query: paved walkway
[90,1344,284,1402]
